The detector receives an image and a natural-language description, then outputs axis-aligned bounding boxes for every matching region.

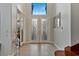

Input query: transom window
[32,3,47,15]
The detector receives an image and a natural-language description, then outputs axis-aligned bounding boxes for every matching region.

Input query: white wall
[11,4,17,55]
[71,4,79,46]
[48,4,56,43]
[0,3,25,56]
[54,3,71,50]
[0,4,12,55]
[24,3,31,42]
[0,3,19,56]
[24,3,56,43]
[0,5,1,55]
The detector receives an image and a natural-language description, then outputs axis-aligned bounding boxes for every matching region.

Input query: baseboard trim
[23,41,54,45]
[54,43,64,50]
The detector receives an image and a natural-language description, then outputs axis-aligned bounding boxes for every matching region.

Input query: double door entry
[32,18,48,42]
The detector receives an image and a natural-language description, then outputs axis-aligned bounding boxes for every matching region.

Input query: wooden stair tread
[55,50,65,56]
[55,43,79,56]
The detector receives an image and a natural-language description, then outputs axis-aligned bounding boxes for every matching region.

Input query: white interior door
[32,19,39,41]
[40,19,47,41]
[32,18,48,42]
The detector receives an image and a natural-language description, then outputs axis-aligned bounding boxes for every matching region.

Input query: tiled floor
[16,44,57,56]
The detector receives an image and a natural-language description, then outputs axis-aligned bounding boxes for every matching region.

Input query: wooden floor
[16,44,57,56]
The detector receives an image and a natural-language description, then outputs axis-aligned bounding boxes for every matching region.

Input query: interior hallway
[16,44,57,56]
[0,3,78,56]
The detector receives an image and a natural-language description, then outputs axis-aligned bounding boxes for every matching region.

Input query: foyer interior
[0,3,79,56]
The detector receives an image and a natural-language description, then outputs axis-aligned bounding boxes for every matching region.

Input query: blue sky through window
[32,3,47,15]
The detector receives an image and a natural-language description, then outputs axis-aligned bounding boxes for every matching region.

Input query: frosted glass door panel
[32,19,38,40]
[41,19,47,40]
